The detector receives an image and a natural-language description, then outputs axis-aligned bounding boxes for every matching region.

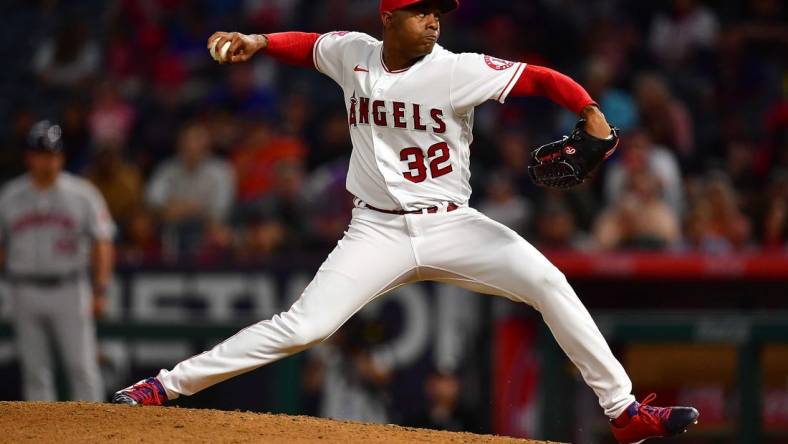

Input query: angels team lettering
[348,94,446,134]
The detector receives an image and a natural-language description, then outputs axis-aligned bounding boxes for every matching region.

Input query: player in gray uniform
[0,121,116,401]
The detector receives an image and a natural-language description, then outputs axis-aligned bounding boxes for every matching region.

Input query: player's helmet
[380,0,459,14]
[27,120,64,153]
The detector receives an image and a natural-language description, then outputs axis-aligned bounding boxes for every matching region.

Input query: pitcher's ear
[381,11,394,28]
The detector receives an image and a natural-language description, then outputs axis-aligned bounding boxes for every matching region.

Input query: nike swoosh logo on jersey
[354,65,369,73]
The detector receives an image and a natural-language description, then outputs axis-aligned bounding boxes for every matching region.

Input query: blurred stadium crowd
[1,0,787,265]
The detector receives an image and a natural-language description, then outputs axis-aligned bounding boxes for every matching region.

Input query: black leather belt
[363,202,459,215]
[7,272,83,287]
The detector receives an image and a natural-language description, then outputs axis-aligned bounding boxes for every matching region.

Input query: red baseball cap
[380,0,459,14]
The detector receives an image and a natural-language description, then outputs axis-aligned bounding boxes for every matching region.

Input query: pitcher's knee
[526,267,573,309]
[288,321,334,349]
[542,267,570,291]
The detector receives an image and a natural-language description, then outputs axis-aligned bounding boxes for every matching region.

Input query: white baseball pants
[158,206,635,418]
[12,279,103,401]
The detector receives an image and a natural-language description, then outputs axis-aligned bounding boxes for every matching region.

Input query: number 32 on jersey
[400,143,453,183]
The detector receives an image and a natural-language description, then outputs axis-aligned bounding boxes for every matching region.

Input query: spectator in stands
[146,122,235,260]
[634,73,695,158]
[168,7,214,68]
[594,173,681,251]
[279,93,313,138]
[84,141,144,233]
[303,158,354,248]
[210,62,276,117]
[493,131,533,194]
[104,16,140,91]
[538,186,600,235]
[725,139,761,197]
[479,16,523,63]
[581,8,640,79]
[117,210,162,265]
[306,111,351,170]
[478,171,531,235]
[604,128,684,216]
[302,317,392,424]
[204,111,246,157]
[684,198,720,253]
[725,0,786,61]
[407,370,475,432]
[762,172,788,250]
[235,159,310,259]
[683,173,753,252]
[32,20,100,89]
[705,173,753,251]
[1,110,34,181]
[758,102,788,175]
[533,199,588,251]
[561,57,637,134]
[298,112,353,246]
[196,222,237,266]
[88,82,135,150]
[60,101,92,173]
[241,0,293,29]
[648,0,719,68]
[232,121,306,203]
[234,214,286,262]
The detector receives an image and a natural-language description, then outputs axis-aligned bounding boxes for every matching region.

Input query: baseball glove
[527,119,620,189]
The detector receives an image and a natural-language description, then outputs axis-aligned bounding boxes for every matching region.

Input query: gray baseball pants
[11,279,103,401]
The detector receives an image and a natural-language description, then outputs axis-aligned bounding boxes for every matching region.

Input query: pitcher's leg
[516,256,634,418]
[157,210,417,398]
[418,209,634,418]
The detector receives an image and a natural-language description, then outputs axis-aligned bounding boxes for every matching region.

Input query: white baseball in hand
[210,40,232,62]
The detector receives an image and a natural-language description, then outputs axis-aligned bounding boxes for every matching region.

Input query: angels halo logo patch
[565,146,576,155]
[484,55,515,71]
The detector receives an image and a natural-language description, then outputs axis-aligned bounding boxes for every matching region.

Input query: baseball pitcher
[0,121,116,401]
[113,1,699,442]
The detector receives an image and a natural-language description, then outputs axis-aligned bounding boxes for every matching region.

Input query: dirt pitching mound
[0,402,562,444]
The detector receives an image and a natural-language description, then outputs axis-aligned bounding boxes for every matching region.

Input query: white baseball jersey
[313,31,526,210]
[147,29,638,421]
[0,173,115,275]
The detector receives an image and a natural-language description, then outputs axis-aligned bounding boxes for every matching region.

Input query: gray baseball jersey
[0,173,115,276]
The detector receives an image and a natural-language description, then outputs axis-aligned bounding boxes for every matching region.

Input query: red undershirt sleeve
[261,32,320,69]
[510,64,597,114]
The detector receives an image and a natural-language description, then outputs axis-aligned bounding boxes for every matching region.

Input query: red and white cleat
[610,393,700,444]
[111,377,169,406]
